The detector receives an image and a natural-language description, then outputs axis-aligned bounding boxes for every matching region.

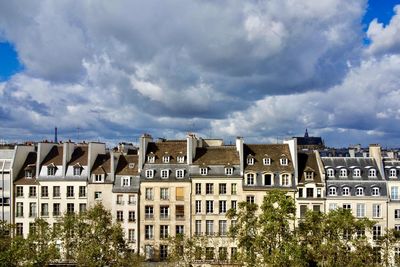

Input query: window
[53,203,60,216]
[356,187,364,196]
[161,170,169,179]
[176,187,184,201]
[305,172,313,180]
[219,200,227,214]
[300,205,307,218]
[390,169,397,178]
[145,225,154,240]
[163,156,170,163]
[116,211,123,222]
[206,220,214,236]
[94,191,102,200]
[176,225,184,235]
[160,245,168,261]
[392,186,399,200]
[25,170,32,178]
[306,188,313,198]
[176,205,185,219]
[329,187,337,196]
[177,156,185,163]
[264,174,272,186]
[128,229,135,242]
[195,220,202,236]
[247,196,255,204]
[67,203,74,214]
[47,166,56,176]
[16,186,23,197]
[219,220,227,236]
[41,186,48,197]
[342,187,350,196]
[225,168,233,175]
[373,204,381,218]
[73,167,81,176]
[200,167,208,175]
[16,202,23,217]
[195,200,202,214]
[145,188,153,200]
[231,247,238,261]
[160,188,169,200]
[372,187,380,196]
[356,227,365,238]
[263,158,271,165]
[160,225,169,239]
[369,169,377,178]
[353,169,361,177]
[373,225,381,240]
[79,203,86,214]
[67,186,74,198]
[317,188,322,197]
[395,225,400,231]
[219,184,227,195]
[16,223,23,236]
[246,173,255,185]
[327,169,334,178]
[147,155,155,163]
[206,183,214,194]
[339,169,347,177]
[231,183,237,195]
[231,200,237,210]
[280,158,288,166]
[122,177,130,186]
[395,209,400,219]
[79,186,86,197]
[298,188,303,198]
[129,211,135,222]
[145,206,154,219]
[343,204,351,210]
[329,203,337,211]
[356,204,365,218]
[247,157,254,165]
[41,203,49,216]
[396,247,400,265]
[206,200,214,214]
[195,183,201,194]
[145,169,154,178]
[29,186,36,197]
[281,174,290,186]
[94,174,103,182]
[128,195,135,205]
[206,247,214,260]
[160,206,169,219]
[176,170,184,179]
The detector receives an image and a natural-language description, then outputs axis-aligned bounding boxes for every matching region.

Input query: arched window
[372,187,380,196]
[342,187,350,196]
[390,169,397,178]
[353,169,361,177]
[339,169,347,177]
[281,174,290,186]
[328,187,337,196]
[327,169,334,178]
[368,169,377,178]
[356,187,364,196]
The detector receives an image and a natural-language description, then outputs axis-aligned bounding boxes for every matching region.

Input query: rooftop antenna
[54,127,58,143]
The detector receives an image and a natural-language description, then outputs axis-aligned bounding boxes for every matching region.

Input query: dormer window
[247,157,254,165]
[73,166,81,176]
[47,166,56,176]
[342,187,350,196]
[122,177,130,187]
[280,158,288,166]
[263,158,271,165]
[368,169,377,178]
[147,155,155,163]
[356,187,364,196]
[328,186,337,196]
[94,174,103,182]
[200,168,208,175]
[225,167,233,175]
[353,169,361,178]
[390,169,397,178]
[339,169,347,178]
[128,163,135,169]
[305,172,313,180]
[246,173,255,185]
[145,169,154,179]
[280,174,290,186]
[327,169,334,178]
[161,169,169,179]
[177,156,185,164]
[372,187,380,196]
[176,170,184,179]
[163,156,170,163]
[25,170,32,178]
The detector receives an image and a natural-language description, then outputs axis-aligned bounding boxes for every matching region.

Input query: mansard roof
[68,145,88,166]
[115,154,139,176]
[15,151,37,184]
[41,145,63,166]
[243,144,294,172]
[321,157,383,180]
[193,146,240,165]
[145,140,186,164]
[91,153,111,174]
[298,151,322,184]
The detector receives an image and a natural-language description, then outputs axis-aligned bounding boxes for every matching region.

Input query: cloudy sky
[0,0,400,147]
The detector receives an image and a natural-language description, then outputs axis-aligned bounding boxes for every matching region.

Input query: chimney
[187,133,197,164]
[369,144,384,178]
[236,137,244,176]
[139,134,152,172]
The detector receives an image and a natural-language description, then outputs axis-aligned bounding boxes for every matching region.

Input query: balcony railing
[176,214,185,220]
[41,211,49,217]
[145,214,154,220]
[53,212,61,217]
[160,214,170,220]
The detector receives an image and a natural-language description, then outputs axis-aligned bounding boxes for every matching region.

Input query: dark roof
[296,137,324,146]
[41,145,63,165]
[243,144,294,172]
[68,146,88,166]
[298,152,322,184]
[145,141,187,164]
[15,151,37,184]
[193,146,240,165]
[91,154,111,174]
[115,155,139,175]
[321,157,383,180]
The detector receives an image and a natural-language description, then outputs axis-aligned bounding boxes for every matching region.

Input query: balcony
[160,214,170,220]
[145,214,154,220]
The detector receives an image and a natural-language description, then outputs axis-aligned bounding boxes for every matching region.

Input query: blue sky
[1,0,400,147]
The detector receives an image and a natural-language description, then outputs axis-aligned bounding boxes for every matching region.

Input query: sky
[0,0,400,147]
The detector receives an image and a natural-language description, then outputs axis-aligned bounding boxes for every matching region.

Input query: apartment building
[189,135,243,263]
[139,135,191,261]
[297,150,325,219]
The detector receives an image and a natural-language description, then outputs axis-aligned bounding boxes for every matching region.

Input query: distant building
[294,129,325,150]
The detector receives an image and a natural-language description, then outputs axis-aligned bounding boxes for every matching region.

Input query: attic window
[200,168,208,175]
[177,156,185,164]
[25,170,32,178]
[390,169,397,178]
[147,155,155,163]
[47,166,56,176]
[176,169,184,179]
[305,172,313,180]
[263,158,271,165]
[368,169,377,178]
[94,174,103,182]
[327,169,334,178]
[163,156,170,163]
[339,169,347,178]
[280,158,288,166]
[129,163,135,169]
[73,166,81,176]
[146,169,154,179]
[247,157,254,165]
[161,170,169,179]
[353,169,361,178]
[225,167,233,175]
[122,177,130,187]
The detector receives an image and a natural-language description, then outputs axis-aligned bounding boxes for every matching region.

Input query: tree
[167,234,208,266]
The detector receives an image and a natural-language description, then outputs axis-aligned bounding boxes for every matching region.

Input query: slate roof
[115,154,139,176]
[15,151,38,185]
[298,152,322,184]
[91,153,111,174]
[193,146,240,165]
[41,145,63,166]
[321,157,383,180]
[145,140,187,164]
[243,144,294,172]
[383,159,400,179]
[68,145,88,166]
